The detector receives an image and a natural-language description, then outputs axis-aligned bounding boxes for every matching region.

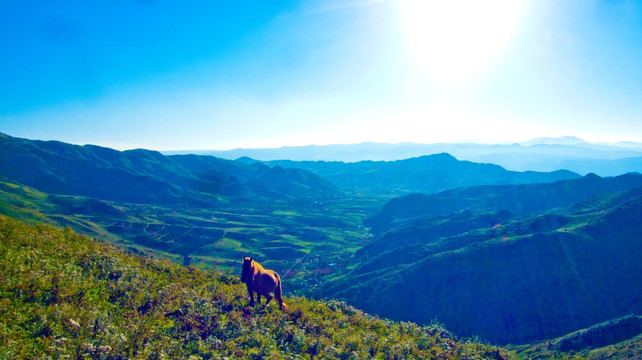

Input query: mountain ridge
[365,172,642,230]
[0,133,337,205]
[165,138,642,176]
[322,180,642,344]
[253,153,580,196]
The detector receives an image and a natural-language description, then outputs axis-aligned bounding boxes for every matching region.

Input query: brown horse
[241,257,286,311]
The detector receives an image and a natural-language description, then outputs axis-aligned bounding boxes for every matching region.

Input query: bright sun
[397,0,527,85]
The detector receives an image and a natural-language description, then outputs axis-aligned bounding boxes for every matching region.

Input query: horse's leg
[274,275,286,311]
[246,284,254,307]
[257,292,262,305]
[264,293,273,307]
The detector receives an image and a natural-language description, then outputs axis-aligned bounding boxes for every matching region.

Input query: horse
[240,257,287,311]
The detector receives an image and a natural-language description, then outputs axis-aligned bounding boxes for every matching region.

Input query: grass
[0,215,511,359]
[0,181,52,224]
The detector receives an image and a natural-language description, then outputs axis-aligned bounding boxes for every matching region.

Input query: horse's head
[241,256,254,283]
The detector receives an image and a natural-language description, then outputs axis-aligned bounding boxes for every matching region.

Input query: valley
[1,132,642,355]
[322,183,642,343]
[0,177,383,296]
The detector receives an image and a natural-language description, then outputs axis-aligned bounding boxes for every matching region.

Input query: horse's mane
[252,259,265,272]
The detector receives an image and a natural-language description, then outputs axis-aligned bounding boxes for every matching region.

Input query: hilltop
[0,215,509,359]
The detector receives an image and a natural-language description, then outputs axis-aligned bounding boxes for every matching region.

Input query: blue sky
[2,0,642,150]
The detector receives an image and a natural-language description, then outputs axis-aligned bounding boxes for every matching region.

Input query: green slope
[366,173,642,230]
[0,216,510,359]
[512,315,642,359]
[323,186,642,344]
[0,133,338,205]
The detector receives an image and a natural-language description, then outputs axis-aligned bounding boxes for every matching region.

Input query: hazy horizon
[6,132,642,153]
[165,135,642,153]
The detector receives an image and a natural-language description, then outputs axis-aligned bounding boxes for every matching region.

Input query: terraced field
[0,180,384,295]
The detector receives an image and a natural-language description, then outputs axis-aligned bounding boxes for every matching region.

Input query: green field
[0,179,385,296]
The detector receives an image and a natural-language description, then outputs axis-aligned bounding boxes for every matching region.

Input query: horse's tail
[275,273,287,311]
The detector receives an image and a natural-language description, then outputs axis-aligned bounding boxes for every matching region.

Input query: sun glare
[398,0,526,85]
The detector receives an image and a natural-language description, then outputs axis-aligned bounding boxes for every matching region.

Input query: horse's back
[257,270,279,292]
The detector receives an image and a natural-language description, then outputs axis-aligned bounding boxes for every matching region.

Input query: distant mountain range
[0,133,582,200]
[243,154,580,196]
[167,137,642,176]
[321,174,642,344]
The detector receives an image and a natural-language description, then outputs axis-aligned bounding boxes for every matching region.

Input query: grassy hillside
[0,215,510,359]
[0,133,337,205]
[323,185,642,344]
